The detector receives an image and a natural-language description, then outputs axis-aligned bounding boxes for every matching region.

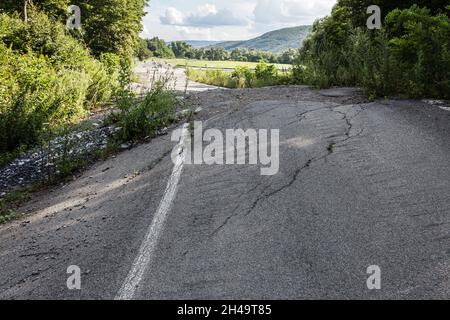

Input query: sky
[141,0,337,41]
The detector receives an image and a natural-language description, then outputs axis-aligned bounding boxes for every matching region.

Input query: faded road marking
[115,124,189,300]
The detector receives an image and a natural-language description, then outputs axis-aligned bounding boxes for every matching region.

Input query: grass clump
[110,88,178,143]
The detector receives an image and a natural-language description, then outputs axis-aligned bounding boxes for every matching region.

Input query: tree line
[136,37,298,64]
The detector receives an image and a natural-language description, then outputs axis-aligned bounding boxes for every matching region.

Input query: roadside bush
[294,4,450,99]
[231,66,254,88]
[0,46,90,153]
[136,38,153,61]
[113,89,177,142]
[186,68,237,88]
[255,63,277,81]
[385,6,450,98]
[0,10,120,155]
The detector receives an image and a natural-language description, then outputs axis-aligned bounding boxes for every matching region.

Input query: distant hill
[177,26,312,53]
[211,26,312,53]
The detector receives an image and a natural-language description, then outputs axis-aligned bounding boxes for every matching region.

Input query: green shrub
[255,62,278,81]
[136,38,153,61]
[232,66,254,88]
[385,6,450,98]
[113,89,177,142]
[186,68,237,88]
[294,4,450,99]
[0,10,120,155]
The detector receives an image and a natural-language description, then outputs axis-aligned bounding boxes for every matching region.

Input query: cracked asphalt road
[0,85,450,299]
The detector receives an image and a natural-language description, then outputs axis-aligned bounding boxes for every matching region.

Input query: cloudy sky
[141,0,337,41]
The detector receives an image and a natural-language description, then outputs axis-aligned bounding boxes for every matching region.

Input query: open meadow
[153,58,292,71]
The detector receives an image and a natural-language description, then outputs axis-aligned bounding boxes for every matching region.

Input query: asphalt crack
[241,105,365,218]
[207,104,366,236]
[210,181,263,236]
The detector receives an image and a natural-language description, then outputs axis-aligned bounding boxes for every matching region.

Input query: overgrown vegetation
[0,11,119,155]
[0,1,148,157]
[0,1,187,225]
[111,89,178,142]
[294,1,450,98]
[1,0,148,60]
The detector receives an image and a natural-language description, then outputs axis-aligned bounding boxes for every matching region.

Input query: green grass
[154,58,292,71]
[186,64,292,89]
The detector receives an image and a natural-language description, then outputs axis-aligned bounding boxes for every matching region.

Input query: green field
[153,58,292,71]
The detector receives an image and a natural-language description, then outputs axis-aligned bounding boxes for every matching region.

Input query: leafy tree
[0,0,149,61]
[203,47,229,61]
[336,0,450,27]
[0,0,70,22]
[171,41,195,59]
[79,0,148,60]
[230,48,247,61]
[194,48,205,60]
[135,38,152,61]
[146,37,174,58]
[279,49,298,64]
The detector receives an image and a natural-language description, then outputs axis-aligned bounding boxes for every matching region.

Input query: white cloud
[197,4,218,15]
[253,0,336,24]
[284,0,336,17]
[253,0,285,24]
[143,0,336,41]
[160,7,185,25]
[160,4,248,27]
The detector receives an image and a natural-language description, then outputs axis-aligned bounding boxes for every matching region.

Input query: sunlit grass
[153,58,292,71]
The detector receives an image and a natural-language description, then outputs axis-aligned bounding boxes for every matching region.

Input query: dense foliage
[295,1,450,98]
[146,37,175,58]
[1,0,148,61]
[0,1,148,155]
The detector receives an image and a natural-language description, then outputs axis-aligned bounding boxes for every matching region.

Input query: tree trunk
[23,0,28,22]
[23,0,33,23]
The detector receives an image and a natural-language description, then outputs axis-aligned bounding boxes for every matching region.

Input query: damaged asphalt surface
[0,84,450,299]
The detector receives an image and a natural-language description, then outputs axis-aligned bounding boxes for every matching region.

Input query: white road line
[115,124,189,300]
